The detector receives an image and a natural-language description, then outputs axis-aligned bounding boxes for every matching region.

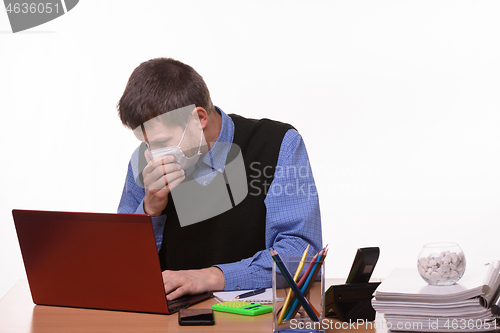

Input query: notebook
[12,209,212,315]
[213,288,282,304]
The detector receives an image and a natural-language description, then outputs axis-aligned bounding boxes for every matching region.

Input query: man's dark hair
[117,58,214,129]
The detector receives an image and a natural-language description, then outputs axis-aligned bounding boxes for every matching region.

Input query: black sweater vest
[139,114,294,270]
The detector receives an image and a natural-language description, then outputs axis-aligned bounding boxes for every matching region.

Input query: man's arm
[117,147,167,252]
[215,129,323,290]
[118,147,224,299]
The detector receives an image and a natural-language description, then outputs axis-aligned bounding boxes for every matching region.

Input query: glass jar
[417,242,466,286]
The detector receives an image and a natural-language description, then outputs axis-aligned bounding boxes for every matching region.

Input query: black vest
[138,114,294,270]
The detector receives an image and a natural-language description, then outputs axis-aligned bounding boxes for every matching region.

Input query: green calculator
[212,301,273,316]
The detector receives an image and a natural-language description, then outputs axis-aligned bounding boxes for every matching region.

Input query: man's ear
[194,106,209,129]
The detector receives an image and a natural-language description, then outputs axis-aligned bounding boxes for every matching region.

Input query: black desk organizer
[325,282,380,321]
[325,247,380,322]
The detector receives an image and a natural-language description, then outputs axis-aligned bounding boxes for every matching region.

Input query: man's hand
[162,267,225,300]
[142,151,185,216]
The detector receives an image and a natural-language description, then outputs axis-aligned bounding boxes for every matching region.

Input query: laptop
[12,209,212,315]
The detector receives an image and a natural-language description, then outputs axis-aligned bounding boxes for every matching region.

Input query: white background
[1,1,499,299]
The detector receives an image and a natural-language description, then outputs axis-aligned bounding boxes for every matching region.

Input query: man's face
[134,118,204,159]
[136,120,183,150]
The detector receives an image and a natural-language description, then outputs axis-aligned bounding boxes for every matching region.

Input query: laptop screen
[13,210,172,314]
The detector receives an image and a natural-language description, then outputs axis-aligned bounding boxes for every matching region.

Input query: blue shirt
[118,107,322,290]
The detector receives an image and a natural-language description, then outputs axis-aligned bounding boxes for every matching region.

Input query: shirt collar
[200,106,234,173]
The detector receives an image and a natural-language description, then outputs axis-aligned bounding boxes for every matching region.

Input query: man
[117,58,322,301]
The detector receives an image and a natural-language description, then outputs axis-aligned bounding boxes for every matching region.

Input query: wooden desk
[0,279,385,333]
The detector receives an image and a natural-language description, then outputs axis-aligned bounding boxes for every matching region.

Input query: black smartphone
[178,308,215,326]
[345,247,380,284]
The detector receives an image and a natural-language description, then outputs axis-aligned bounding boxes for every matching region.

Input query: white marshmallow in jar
[417,242,466,286]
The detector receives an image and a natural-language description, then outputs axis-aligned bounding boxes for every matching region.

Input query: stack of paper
[372,262,500,332]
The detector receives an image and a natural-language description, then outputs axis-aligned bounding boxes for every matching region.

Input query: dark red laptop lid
[12,210,169,314]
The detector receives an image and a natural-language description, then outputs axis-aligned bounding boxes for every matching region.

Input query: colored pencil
[269,249,319,322]
[280,251,320,320]
[285,246,328,320]
[277,244,310,325]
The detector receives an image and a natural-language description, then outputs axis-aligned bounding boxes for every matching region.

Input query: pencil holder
[272,256,325,333]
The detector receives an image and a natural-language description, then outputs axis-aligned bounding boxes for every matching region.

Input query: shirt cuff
[214,261,253,291]
[135,200,166,252]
